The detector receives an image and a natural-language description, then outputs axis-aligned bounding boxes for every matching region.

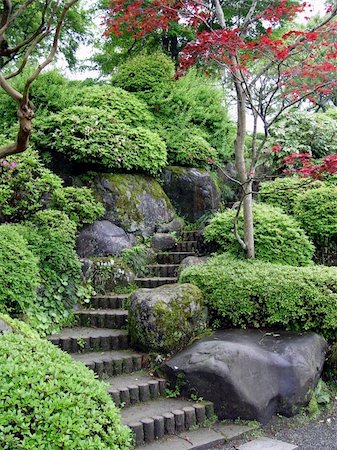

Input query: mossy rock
[128,283,207,354]
[93,173,176,236]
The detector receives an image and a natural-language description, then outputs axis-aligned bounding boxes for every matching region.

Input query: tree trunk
[234,75,255,259]
[0,101,34,158]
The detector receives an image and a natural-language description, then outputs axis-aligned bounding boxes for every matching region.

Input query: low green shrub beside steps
[180,254,337,341]
[204,203,314,266]
[0,331,132,449]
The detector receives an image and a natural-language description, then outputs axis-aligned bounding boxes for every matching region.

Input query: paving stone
[238,437,299,450]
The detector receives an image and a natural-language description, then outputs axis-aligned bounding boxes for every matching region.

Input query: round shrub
[259,176,322,215]
[0,225,39,315]
[294,185,337,239]
[51,187,105,226]
[112,51,175,99]
[73,85,155,128]
[0,333,133,449]
[0,149,62,222]
[204,203,314,266]
[33,106,167,175]
[180,254,337,340]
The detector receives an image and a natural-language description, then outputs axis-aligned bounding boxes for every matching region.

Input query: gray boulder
[0,318,12,335]
[128,283,207,354]
[93,174,176,236]
[157,218,185,235]
[162,167,221,222]
[76,220,135,258]
[179,256,209,275]
[151,233,177,252]
[165,329,327,424]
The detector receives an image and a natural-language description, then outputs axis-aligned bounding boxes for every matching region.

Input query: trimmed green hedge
[259,177,322,215]
[204,203,314,266]
[33,106,167,175]
[0,333,133,449]
[180,254,337,340]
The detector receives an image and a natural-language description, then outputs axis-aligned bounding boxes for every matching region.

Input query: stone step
[122,398,215,446]
[135,277,177,288]
[91,294,129,309]
[76,309,128,329]
[48,327,129,353]
[107,372,167,407]
[142,423,255,450]
[157,252,196,265]
[73,350,147,378]
[238,438,299,450]
[146,264,180,278]
[175,240,198,253]
[182,230,200,241]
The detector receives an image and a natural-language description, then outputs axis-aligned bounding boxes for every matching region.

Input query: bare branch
[0,73,22,101]
[0,0,12,35]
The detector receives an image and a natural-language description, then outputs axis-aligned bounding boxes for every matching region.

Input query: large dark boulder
[165,329,327,424]
[76,220,135,258]
[162,167,221,222]
[93,174,175,236]
[128,283,207,354]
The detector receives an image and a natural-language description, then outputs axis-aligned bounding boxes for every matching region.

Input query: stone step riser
[182,231,199,242]
[87,355,145,379]
[136,278,177,289]
[109,379,167,408]
[129,402,215,447]
[146,265,179,278]
[157,252,196,265]
[49,333,129,354]
[91,297,126,309]
[76,312,128,329]
[174,241,198,253]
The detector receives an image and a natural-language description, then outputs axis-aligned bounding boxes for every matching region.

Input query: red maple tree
[105,0,337,258]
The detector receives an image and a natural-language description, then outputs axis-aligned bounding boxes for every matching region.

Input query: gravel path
[215,400,337,450]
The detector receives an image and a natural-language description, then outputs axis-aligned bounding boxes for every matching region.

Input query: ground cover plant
[0,331,133,449]
[180,254,337,341]
[204,203,314,266]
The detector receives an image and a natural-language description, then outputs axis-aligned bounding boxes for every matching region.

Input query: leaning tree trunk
[234,75,255,259]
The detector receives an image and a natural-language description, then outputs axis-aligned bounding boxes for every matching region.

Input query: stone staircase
[49,230,232,447]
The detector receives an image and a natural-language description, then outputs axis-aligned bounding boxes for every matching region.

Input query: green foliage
[156,70,236,162]
[112,51,175,102]
[73,85,156,128]
[0,149,62,222]
[180,254,337,340]
[0,313,40,339]
[14,211,87,335]
[0,226,39,316]
[0,333,133,449]
[204,203,314,266]
[121,245,155,276]
[269,110,337,159]
[294,185,337,239]
[51,187,105,226]
[259,176,322,215]
[33,106,167,175]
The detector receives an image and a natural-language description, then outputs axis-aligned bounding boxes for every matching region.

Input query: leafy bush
[112,51,175,102]
[180,254,337,340]
[73,85,155,128]
[294,185,337,239]
[0,149,62,222]
[269,110,337,159]
[157,70,236,161]
[15,211,87,334]
[0,333,133,449]
[51,187,105,226]
[121,245,155,276]
[0,225,39,315]
[33,106,167,175]
[204,203,314,266]
[259,176,322,215]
